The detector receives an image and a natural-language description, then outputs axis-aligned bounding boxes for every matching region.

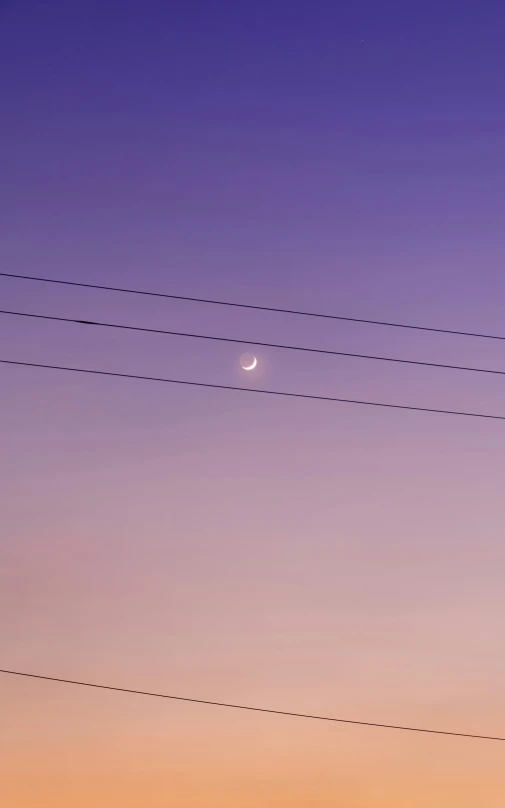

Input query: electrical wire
[1,669,503,742]
[1,271,504,342]
[2,358,505,421]
[2,308,505,379]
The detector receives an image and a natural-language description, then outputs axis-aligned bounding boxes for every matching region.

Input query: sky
[2,0,505,804]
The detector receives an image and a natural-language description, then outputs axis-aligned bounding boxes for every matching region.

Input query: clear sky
[2,1,505,805]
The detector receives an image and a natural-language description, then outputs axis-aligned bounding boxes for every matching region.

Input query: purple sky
[2,2,505,805]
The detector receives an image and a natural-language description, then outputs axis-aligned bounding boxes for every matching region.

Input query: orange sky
[2,680,505,806]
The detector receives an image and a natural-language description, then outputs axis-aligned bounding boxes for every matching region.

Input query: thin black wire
[2,308,505,379]
[1,271,504,342]
[1,669,503,742]
[2,358,505,421]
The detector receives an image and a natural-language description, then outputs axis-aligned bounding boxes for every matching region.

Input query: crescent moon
[242,356,257,371]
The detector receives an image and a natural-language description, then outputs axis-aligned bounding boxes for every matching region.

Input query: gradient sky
[2,1,505,805]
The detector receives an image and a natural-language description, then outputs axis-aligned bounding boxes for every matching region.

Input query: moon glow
[240,353,257,371]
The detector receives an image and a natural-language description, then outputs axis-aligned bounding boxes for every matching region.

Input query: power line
[1,668,503,742]
[2,308,505,379]
[1,271,504,342]
[2,357,505,422]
